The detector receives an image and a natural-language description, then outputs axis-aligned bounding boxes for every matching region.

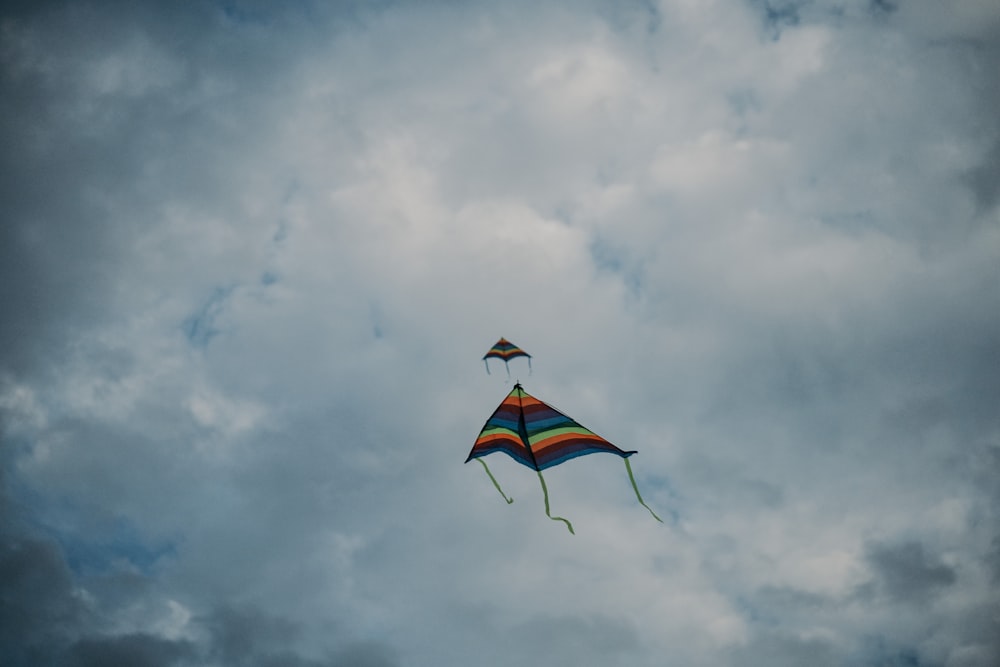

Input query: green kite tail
[536,470,575,535]
[476,459,514,504]
[624,458,664,523]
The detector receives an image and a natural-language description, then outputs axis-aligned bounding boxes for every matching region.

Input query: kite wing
[519,389,636,470]
[465,384,661,533]
[465,384,536,469]
[482,338,532,375]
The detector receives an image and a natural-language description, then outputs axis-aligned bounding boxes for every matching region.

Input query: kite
[466,382,662,534]
[482,338,532,376]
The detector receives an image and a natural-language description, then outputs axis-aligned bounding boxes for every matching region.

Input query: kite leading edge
[465,383,662,534]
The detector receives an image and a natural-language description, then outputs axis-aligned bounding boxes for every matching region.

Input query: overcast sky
[2,1,999,665]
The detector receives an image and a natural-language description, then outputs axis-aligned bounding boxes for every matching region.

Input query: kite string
[536,470,575,535]
[476,459,513,504]
[624,458,664,523]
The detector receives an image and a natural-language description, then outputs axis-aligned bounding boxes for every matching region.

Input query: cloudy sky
[2,0,999,665]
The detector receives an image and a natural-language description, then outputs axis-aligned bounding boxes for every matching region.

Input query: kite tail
[528,357,532,375]
[476,459,513,504]
[484,359,491,375]
[624,458,663,523]
[536,470,575,535]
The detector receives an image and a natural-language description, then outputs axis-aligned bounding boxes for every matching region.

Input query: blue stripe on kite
[468,444,535,469]
[486,417,519,431]
[536,445,636,470]
[525,415,579,432]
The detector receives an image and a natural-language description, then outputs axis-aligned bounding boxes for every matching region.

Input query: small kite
[482,338,532,376]
[466,382,662,534]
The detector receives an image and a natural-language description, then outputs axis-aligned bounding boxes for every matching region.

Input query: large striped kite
[466,383,662,533]
[482,337,532,376]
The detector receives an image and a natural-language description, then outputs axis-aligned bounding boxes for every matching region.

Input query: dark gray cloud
[865,541,956,604]
[729,632,839,667]
[0,485,396,666]
[201,606,399,667]
[512,613,639,666]
[327,642,399,667]
[966,136,1000,214]
[989,537,1000,585]
[0,535,86,665]
[205,606,301,665]
[67,633,195,667]
[1,474,191,666]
